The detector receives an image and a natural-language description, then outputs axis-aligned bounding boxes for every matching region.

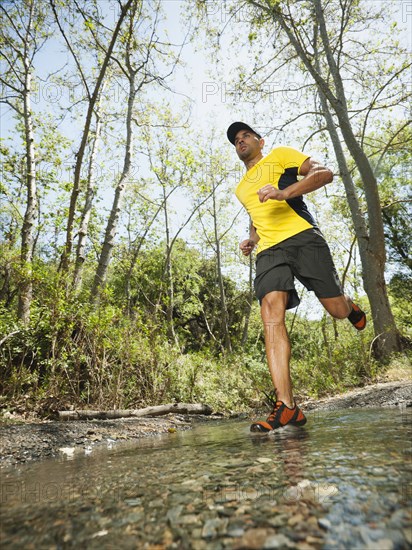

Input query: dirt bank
[301,380,412,411]
[1,381,411,468]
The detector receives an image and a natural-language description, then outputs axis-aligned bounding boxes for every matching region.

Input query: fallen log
[58,402,213,421]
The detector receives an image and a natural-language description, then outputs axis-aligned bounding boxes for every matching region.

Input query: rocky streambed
[1,401,411,550]
[1,381,411,468]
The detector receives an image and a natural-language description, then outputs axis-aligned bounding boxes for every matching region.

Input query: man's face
[234,130,262,162]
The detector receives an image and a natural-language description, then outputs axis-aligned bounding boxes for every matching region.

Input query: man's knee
[261,291,289,323]
[331,309,349,320]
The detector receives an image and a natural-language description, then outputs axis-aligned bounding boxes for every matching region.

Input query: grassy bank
[1,295,410,418]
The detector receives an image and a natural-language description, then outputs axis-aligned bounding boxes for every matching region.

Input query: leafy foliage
[2,242,407,416]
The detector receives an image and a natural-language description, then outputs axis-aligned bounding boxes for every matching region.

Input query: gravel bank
[0,415,194,467]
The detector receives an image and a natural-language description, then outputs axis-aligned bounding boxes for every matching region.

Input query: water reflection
[251,427,309,484]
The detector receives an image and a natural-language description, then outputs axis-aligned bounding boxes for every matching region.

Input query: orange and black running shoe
[348,303,367,331]
[250,401,307,433]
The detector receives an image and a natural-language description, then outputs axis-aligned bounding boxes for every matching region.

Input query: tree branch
[49,0,91,99]
[375,120,412,176]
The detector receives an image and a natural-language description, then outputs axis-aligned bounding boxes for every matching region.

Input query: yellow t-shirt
[235,146,317,254]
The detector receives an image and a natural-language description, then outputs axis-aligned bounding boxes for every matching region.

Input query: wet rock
[347,515,362,526]
[288,513,305,526]
[306,516,321,528]
[318,518,331,530]
[246,465,266,475]
[217,505,236,517]
[284,529,309,543]
[403,528,412,545]
[124,498,142,507]
[234,528,272,549]
[179,514,201,525]
[201,517,228,539]
[117,511,145,525]
[58,447,75,457]
[227,526,245,537]
[262,533,294,549]
[388,508,407,527]
[266,514,289,528]
[306,535,324,545]
[233,504,252,516]
[190,540,208,550]
[166,505,183,524]
[365,540,394,550]
[90,529,108,538]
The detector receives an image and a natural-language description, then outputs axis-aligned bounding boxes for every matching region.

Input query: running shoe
[250,400,307,432]
[348,303,367,331]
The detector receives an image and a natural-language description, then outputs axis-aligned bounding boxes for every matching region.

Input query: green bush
[1,247,409,416]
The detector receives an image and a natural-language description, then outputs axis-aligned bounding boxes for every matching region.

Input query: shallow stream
[1,408,411,549]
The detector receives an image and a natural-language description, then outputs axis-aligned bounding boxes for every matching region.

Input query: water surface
[1,408,411,549]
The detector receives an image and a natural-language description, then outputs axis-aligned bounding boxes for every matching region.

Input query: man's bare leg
[319,295,351,318]
[260,290,294,408]
[319,295,367,330]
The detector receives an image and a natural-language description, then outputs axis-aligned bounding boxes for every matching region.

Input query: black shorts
[254,228,343,309]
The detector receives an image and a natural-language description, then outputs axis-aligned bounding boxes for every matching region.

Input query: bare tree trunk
[91,72,136,300]
[212,189,232,352]
[311,4,400,358]
[73,94,103,291]
[18,6,37,325]
[58,402,213,420]
[161,184,179,345]
[52,0,134,272]
[320,93,399,355]
[241,253,254,345]
[331,117,399,356]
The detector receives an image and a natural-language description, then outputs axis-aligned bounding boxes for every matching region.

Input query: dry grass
[379,353,412,382]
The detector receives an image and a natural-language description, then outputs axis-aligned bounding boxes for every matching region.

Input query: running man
[227,122,366,432]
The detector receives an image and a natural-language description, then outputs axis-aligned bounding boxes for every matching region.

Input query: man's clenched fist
[240,239,256,256]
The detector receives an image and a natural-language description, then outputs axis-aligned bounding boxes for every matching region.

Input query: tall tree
[0,0,51,324]
[72,84,105,291]
[91,2,188,300]
[142,123,214,345]
[256,0,409,358]
[194,148,244,353]
[50,0,134,272]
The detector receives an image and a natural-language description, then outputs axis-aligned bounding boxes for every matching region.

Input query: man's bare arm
[257,158,333,203]
[250,223,259,243]
[240,222,259,256]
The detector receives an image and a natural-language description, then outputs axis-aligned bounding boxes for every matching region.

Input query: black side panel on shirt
[278,167,318,228]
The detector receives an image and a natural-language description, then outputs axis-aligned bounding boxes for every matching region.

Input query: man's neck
[244,152,263,171]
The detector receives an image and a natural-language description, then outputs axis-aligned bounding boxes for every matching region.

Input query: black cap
[227,122,262,145]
